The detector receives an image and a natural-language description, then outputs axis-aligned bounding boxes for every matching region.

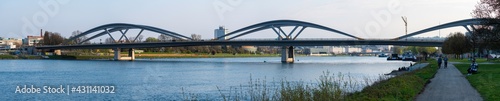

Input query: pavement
[415,63,483,101]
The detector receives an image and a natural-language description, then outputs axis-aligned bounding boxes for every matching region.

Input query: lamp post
[401,16,408,41]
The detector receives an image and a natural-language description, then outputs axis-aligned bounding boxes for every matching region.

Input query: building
[330,46,346,54]
[22,36,43,46]
[0,38,22,50]
[305,47,331,56]
[344,46,362,53]
[242,46,257,53]
[214,26,228,41]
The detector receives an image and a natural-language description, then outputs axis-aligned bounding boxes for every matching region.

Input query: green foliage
[144,37,159,42]
[0,55,42,59]
[455,64,500,101]
[442,32,472,56]
[392,46,436,55]
[0,55,17,59]
[392,46,404,54]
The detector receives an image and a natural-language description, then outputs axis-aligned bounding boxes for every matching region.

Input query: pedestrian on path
[437,56,442,69]
[444,56,448,69]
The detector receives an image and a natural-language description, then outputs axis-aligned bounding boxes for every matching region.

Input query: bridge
[36,18,494,63]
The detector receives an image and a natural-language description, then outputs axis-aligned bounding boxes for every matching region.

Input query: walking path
[415,64,483,101]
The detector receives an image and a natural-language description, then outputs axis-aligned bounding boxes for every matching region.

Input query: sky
[0,0,479,42]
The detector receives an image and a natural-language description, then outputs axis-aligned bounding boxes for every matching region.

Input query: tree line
[441,0,500,59]
[41,32,275,54]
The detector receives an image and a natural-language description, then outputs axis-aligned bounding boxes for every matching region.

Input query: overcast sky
[0,0,479,41]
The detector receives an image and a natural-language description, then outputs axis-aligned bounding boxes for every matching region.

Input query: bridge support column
[281,46,295,63]
[113,48,135,61]
[128,48,135,61]
[113,48,121,61]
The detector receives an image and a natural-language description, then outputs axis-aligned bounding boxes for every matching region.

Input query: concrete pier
[281,46,295,63]
[113,48,135,61]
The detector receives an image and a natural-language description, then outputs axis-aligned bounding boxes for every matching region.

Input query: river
[0,56,413,100]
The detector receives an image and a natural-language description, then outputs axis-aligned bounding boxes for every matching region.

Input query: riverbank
[64,53,280,60]
[0,55,42,59]
[211,59,437,100]
[455,63,500,100]
[346,59,437,100]
[60,54,385,60]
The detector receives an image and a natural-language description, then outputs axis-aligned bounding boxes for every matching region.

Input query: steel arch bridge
[64,18,498,45]
[216,20,364,40]
[393,18,500,40]
[64,23,193,44]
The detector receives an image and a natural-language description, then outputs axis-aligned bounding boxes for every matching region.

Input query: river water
[0,56,413,100]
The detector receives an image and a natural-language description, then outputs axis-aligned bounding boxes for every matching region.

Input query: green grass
[0,55,42,59]
[0,55,17,59]
[214,72,361,101]
[449,58,500,63]
[455,63,500,101]
[211,60,439,100]
[346,59,437,100]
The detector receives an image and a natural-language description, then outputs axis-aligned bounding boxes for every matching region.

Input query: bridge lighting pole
[402,16,408,41]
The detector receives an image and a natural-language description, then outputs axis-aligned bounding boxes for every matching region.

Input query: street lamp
[402,16,408,41]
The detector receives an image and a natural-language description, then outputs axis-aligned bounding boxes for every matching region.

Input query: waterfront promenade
[415,64,483,101]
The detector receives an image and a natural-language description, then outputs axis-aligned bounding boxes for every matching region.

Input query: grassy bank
[346,59,437,100]
[449,58,500,63]
[0,55,17,59]
[0,55,42,59]
[211,60,438,100]
[455,63,500,101]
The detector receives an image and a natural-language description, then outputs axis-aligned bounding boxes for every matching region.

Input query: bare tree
[42,31,65,45]
[105,37,115,44]
[158,34,172,42]
[191,34,202,41]
[472,0,500,51]
[136,35,144,43]
[69,30,90,45]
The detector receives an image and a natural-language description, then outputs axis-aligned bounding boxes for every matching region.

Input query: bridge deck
[37,40,443,49]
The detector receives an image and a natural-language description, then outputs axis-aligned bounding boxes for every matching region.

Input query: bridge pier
[281,46,295,63]
[113,48,121,61]
[113,48,135,61]
[128,48,135,60]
